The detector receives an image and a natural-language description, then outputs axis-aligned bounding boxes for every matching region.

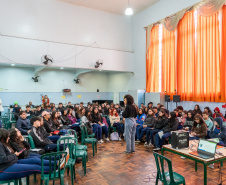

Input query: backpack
[110,132,119,141]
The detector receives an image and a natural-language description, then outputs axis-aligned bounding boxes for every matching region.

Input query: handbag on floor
[110,132,119,141]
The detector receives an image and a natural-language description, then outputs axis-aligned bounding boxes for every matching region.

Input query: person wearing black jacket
[92,107,109,143]
[122,95,137,154]
[34,105,43,116]
[0,128,47,181]
[146,109,168,147]
[43,111,57,133]
[29,117,63,152]
[153,112,178,151]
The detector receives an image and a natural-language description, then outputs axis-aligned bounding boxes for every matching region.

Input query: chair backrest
[24,134,36,149]
[4,121,12,130]
[153,152,175,184]
[80,125,86,143]
[57,136,76,159]
[41,151,67,180]
[66,129,79,144]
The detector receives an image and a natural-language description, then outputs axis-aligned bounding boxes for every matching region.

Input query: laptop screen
[198,139,217,154]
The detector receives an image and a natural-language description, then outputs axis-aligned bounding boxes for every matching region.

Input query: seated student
[159,104,165,110]
[34,105,42,116]
[98,105,103,115]
[153,112,178,151]
[25,105,34,120]
[109,108,124,141]
[66,102,72,109]
[101,104,107,115]
[81,109,93,135]
[204,107,213,118]
[40,113,60,144]
[67,108,78,124]
[135,108,146,142]
[14,106,21,121]
[181,110,187,126]
[193,104,202,115]
[146,109,168,147]
[177,106,184,114]
[92,107,109,142]
[9,128,56,168]
[30,117,63,152]
[209,117,226,146]
[15,111,32,135]
[51,111,64,130]
[61,110,72,126]
[183,110,194,131]
[46,105,52,113]
[147,102,153,110]
[57,103,65,113]
[43,111,58,133]
[115,104,122,114]
[190,114,207,140]
[0,128,48,181]
[28,101,35,109]
[157,103,161,111]
[213,107,226,122]
[202,111,213,131]
[152,106,159,118]
[136,109,155,145]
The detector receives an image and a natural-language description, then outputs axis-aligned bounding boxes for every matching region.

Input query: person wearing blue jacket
[135,108,146,142]
[15,111,32,135]
[209,117,226,146]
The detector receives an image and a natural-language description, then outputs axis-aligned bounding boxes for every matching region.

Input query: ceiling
[58,0,159,15]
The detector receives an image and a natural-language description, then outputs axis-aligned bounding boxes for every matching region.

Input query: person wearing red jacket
[213,107,226,122]
[42,95,49,106]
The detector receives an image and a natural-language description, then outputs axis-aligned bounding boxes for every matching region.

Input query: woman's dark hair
[0,128,10,144]
[93,107,99,115]
[169,112,176,121]
[147,109,154,116]
[61,109,67,116]
[138,108,144,115]
[204,107,212,115]
[51,111,57,120]
[187,110,194,117]
[85,109,91,117]
[67,108,73,115]
[194,104,201,111]
[193,114,205,128]
[157,109,168,120]
[124,94,134,105]
[9,128,19,143]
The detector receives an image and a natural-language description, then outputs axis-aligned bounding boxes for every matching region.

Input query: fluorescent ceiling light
[60,67,64,69]
[11,64,15,66]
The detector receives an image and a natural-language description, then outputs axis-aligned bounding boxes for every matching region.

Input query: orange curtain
[221,5,226,102]
[161,26,176,99]
[177,10,195,101]
[195,11,221,102]
[146,25,159,92]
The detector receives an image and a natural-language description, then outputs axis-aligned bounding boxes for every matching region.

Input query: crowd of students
[1,100,226,181]
[135,103,226,151]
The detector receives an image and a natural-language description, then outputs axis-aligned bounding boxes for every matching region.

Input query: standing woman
[122,95,137,154]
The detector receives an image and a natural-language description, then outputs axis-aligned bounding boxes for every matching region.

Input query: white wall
[0,66,110,92]
[0,0,133,71]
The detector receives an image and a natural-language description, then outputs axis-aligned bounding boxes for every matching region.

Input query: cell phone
[19,148,26,153]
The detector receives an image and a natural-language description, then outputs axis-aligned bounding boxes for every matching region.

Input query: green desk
[161,140,226,185]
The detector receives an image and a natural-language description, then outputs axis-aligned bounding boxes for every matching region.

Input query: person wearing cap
[40,112,60,143]
[42,111,58,133]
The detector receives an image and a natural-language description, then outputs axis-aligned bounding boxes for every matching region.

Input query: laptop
[189,139,217,159]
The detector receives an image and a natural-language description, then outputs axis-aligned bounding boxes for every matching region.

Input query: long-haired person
[0,128,51,181]
[109,108,124,140]
[153,112,178,151]
[190,114,207,140]
[204,107,213,118]
[193,104,202,115]
[92,107,109,142]
[146,109,168,147]
[122,95,137,154]
[183,110,194,131]
[135,108,146,142]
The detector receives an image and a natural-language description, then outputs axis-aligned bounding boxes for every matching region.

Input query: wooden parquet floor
[27,140,226,185]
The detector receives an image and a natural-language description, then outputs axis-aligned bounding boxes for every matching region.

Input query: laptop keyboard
[198,153,212,159]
